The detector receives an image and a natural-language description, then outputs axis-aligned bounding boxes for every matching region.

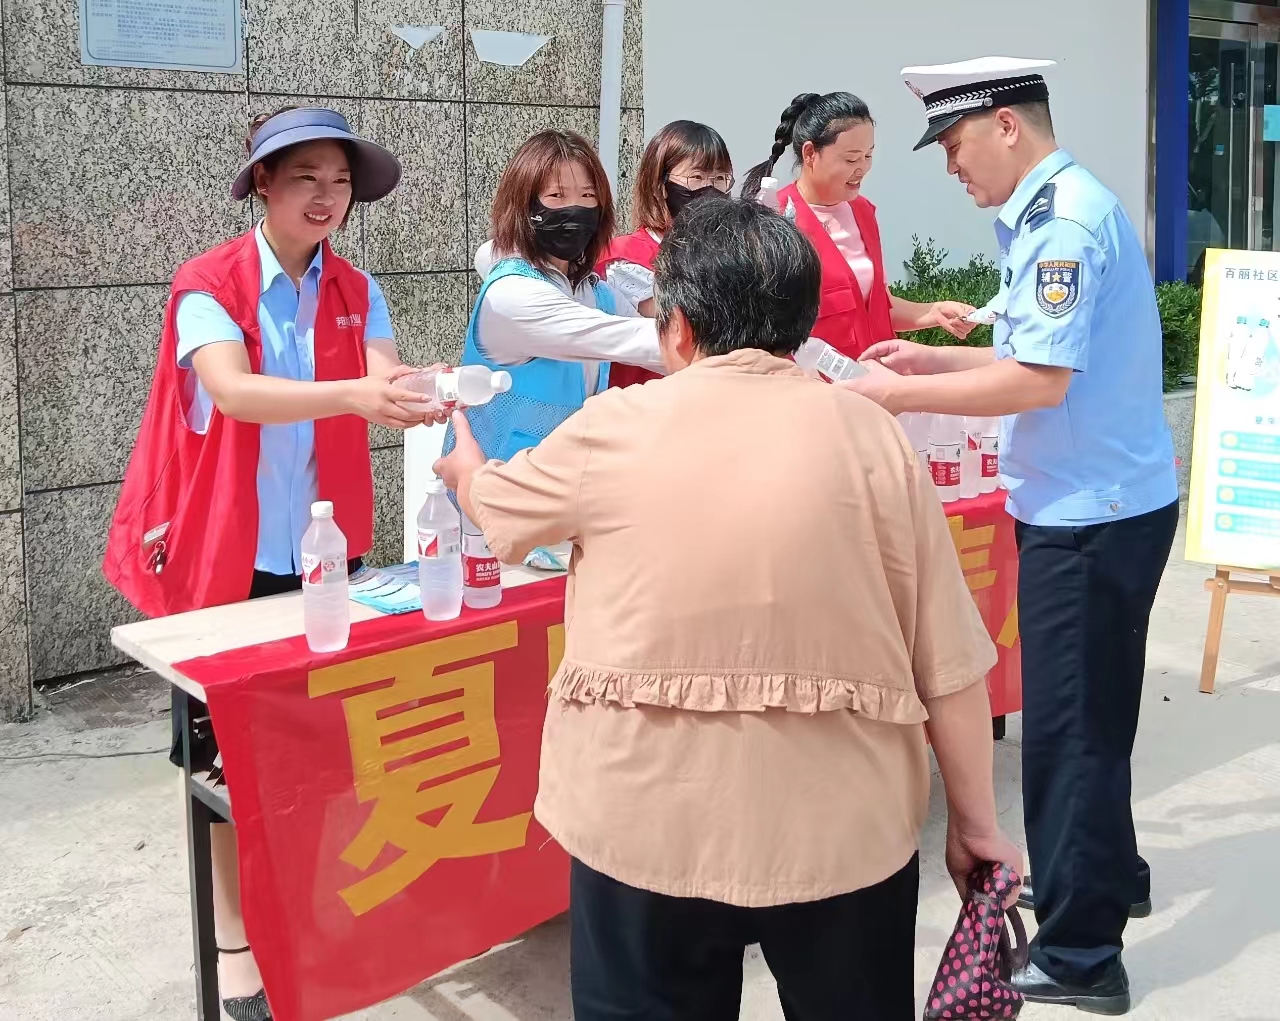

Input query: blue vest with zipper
[444,258,614,462]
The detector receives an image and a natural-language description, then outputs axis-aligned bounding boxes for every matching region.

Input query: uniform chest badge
[1036,260,1081,318]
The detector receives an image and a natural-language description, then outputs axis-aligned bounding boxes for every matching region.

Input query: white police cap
[901,57,1056,151]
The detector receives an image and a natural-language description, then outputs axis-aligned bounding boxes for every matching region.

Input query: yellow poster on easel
[1185,249,1280,695]
[1186,249,1280,570]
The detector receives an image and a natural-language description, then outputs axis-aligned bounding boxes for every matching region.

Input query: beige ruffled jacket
[469,349,995,907]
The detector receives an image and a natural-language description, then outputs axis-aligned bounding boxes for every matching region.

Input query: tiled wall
[0,0,644,718]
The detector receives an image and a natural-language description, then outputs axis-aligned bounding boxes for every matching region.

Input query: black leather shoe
[1011,960,1131,1015]
[1016,876,1152,918]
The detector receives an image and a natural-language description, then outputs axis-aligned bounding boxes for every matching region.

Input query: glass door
[1188,20,1253,279]
[1187,16,1280,281]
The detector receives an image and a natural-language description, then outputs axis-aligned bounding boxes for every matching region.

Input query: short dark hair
[633,120,733,234]
[490,130,616,287]
[653,197,820,358]
[742,92,874,201]
[1009,100,1055,136]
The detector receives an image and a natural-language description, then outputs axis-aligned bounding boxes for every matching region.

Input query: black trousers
[1016,501,1178,982]
[569,855,919,1021]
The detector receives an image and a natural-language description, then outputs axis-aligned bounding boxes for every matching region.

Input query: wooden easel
[1199,566,1280,694]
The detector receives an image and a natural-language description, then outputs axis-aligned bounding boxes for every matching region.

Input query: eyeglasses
[669,172,735,193]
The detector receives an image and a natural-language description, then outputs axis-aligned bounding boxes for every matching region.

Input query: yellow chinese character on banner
[947,515,998,592]
[309,621,539,916]
[997,599,1019,649]
[946,514,1021,647]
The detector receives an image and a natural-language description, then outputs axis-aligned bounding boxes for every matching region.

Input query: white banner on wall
[80,0,242,73]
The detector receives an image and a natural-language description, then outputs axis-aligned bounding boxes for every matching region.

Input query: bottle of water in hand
[301,501,350,653]
[418,480,463,621]
[402,366,513,413]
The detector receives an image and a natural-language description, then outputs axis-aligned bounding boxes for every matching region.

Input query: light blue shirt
[992,150,1177,526]
[174,226,394,575]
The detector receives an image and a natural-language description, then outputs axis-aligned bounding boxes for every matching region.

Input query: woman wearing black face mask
[457,131,665,466]
[596,121,734,388]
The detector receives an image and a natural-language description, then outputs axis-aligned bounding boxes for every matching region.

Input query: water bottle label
[464,557,502,588]
[435,373,462,406]
[418,527,460,559]
[462,532,500,588]
[966,431,980,452]
[301,553,343,585]
[930,458,960,488]
[980,435,999,478]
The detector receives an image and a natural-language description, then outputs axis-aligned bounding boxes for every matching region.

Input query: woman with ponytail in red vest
[742,93,978,360]
[103,106,445,1021]
[595,121,734,387]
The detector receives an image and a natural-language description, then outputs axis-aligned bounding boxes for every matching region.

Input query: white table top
[110,561,561,701]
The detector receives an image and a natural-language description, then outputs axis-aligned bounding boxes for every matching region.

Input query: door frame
[1156,0,1280,280]
[1189,17,1260,252]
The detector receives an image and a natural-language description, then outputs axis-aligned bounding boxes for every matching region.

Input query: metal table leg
[175,686,229,1021]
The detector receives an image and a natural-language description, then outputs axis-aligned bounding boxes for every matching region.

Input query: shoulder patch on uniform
[1036,260,1081,318]
[1024,183,1056,233]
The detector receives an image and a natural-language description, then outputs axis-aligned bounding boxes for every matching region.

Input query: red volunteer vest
[103,231,375,618]
[596,230,664,388]
[780,183,895,360]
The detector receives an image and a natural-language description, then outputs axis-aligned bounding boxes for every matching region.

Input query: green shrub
[890,236,1000,348]
[893,236,1202,392]
[1155,280,1202,392]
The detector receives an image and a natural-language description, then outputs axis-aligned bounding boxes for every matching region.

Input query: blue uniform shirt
[992,150,1177,526]
[174,226,393,575]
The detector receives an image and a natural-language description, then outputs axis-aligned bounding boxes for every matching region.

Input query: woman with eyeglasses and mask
[594,121,734,388]
[457,130,664,464]
[743,92,978,359]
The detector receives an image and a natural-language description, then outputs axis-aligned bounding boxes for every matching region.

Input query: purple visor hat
[231,107,402,202]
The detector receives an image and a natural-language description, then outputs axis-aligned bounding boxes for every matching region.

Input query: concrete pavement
[1,522,1277,1021]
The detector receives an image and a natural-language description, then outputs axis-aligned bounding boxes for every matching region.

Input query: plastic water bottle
[301,501,350,653]
[897,412,930,473]
[462,512,502,609]
[978,418,1001,494]
[794,337,868,382]
[402,366,513,413]
[959,417,982,499]
[417,480,463,621]
[928,415,962,504]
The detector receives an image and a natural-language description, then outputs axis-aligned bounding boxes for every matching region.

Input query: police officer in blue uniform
[845,58,1178,1015]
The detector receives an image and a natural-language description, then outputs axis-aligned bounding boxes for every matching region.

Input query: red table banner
[176,492,1021,1021]
[943,489,1022,717]
[180,579,571,1021]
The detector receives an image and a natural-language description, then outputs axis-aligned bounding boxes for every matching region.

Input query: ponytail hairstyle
[741,92,875,202]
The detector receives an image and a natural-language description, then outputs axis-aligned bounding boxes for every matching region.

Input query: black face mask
[665,181,718,220]
[529,200,600,262]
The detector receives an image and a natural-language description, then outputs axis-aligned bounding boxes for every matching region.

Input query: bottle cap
[491,370,513,393]
[311,501,335,519]
[425,479,446,495]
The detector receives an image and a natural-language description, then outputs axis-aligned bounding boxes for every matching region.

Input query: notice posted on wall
[1186,249,1280,571]
[80,0,241,73]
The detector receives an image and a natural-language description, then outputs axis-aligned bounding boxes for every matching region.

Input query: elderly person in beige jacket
[435,196,1020,1021]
